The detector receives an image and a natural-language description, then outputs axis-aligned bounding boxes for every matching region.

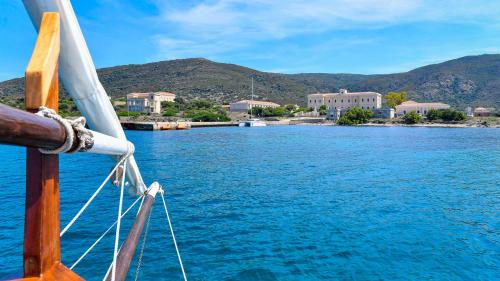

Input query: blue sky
[2,0,500,81]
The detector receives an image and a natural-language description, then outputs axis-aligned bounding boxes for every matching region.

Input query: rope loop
[36,106,94,154]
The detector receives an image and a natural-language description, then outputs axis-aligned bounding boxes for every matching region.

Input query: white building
[230,100,280,112]
[307,89,382,111]
[127,92,176,114]
[395,101,450,117]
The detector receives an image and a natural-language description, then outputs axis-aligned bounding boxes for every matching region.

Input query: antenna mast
[250,77,254,119]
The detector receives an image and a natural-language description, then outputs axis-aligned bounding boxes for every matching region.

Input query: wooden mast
[20,12,83,281]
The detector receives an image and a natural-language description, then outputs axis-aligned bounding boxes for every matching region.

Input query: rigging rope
[160,191,188,281]
[60,154,131,237]
[111,161,127,281]
[36,106,93,154]
[134,204,153,281]
[70,195,143,270]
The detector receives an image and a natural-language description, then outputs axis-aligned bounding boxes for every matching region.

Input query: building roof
[231,100,280,106]
[127,92,175,99]
[308,91,381,97]
[473,107,491,113]
[396,101,450,108]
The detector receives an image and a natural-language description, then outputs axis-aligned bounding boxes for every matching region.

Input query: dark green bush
[337,107,373,126]
[403,111,422,124]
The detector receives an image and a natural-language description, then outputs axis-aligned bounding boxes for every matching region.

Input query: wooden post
[21,12,83,281]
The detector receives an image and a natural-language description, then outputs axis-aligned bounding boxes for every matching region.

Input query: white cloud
[148,0,500,71]
[154,0,500,40]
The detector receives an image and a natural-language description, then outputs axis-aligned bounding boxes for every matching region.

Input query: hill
[1,54,499,108]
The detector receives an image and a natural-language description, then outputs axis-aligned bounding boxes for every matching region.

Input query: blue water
[0,126,499,280]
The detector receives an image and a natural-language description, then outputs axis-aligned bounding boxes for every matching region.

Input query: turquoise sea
[0,126,499,280]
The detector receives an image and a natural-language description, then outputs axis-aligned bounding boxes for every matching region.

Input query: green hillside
[1,54,499,108]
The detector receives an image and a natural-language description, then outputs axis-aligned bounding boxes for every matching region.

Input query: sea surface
[0,126,499,280]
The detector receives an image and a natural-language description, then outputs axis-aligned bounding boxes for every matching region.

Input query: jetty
[121,121,190,130]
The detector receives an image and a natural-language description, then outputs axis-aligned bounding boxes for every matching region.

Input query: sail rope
[60,153,131,237]
[134,204,153,281]
[111,161,127,281]
[160,191,188,281]
[70,195,143,269]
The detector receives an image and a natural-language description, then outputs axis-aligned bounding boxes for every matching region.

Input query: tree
[319,105,327,115]
[426,109,441,121]
[285,104,297,111]
[186,110,230,122]
[426,108,466,122]
[384,91,407,109]
[403,111,422,124]
[337,107,373,126]
[440,109,466,121]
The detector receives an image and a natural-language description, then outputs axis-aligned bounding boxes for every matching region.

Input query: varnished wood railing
[0,104,67,150]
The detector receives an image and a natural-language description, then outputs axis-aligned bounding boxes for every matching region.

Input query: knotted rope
[36,106,93,154]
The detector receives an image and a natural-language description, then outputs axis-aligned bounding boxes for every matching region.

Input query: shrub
[336,107,373,126]
[426,108,466,122]
[319,105,327,115]
[186,110,230,122]
[426,109,441,121]
[403,111,422,124]
[162,108,178,117]
[250,106,288,117]
[440,109,466,121]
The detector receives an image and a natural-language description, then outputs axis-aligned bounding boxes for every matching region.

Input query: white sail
[23,0,146,195]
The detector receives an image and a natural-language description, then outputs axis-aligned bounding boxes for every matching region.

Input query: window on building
[404,110,406,114]
[362,98,364,102]
[373,98,375,102]
[341,99,343,103]
[355,99,357,102]
[348,99,350,102]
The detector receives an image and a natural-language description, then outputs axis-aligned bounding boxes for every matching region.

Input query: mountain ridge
[1,54,499,108]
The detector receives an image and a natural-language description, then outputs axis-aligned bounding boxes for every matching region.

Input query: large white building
[307,89,382,111]
[395,101,450,117]
[230,100,280,112]
[127,92,176,114]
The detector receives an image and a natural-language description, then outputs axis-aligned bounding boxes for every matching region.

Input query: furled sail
[23,0,147,194]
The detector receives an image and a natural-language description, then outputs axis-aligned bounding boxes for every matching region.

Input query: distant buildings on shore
[308,89,382,111]
[229,100,280,112]
[127,92,175,114]
[473,107,494,117]
[395,101,450,117]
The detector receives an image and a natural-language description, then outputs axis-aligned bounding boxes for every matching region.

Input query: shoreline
[120,119,499,130]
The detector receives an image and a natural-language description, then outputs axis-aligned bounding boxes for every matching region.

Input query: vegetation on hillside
[1,55,499,109]
[337,107,373,125]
